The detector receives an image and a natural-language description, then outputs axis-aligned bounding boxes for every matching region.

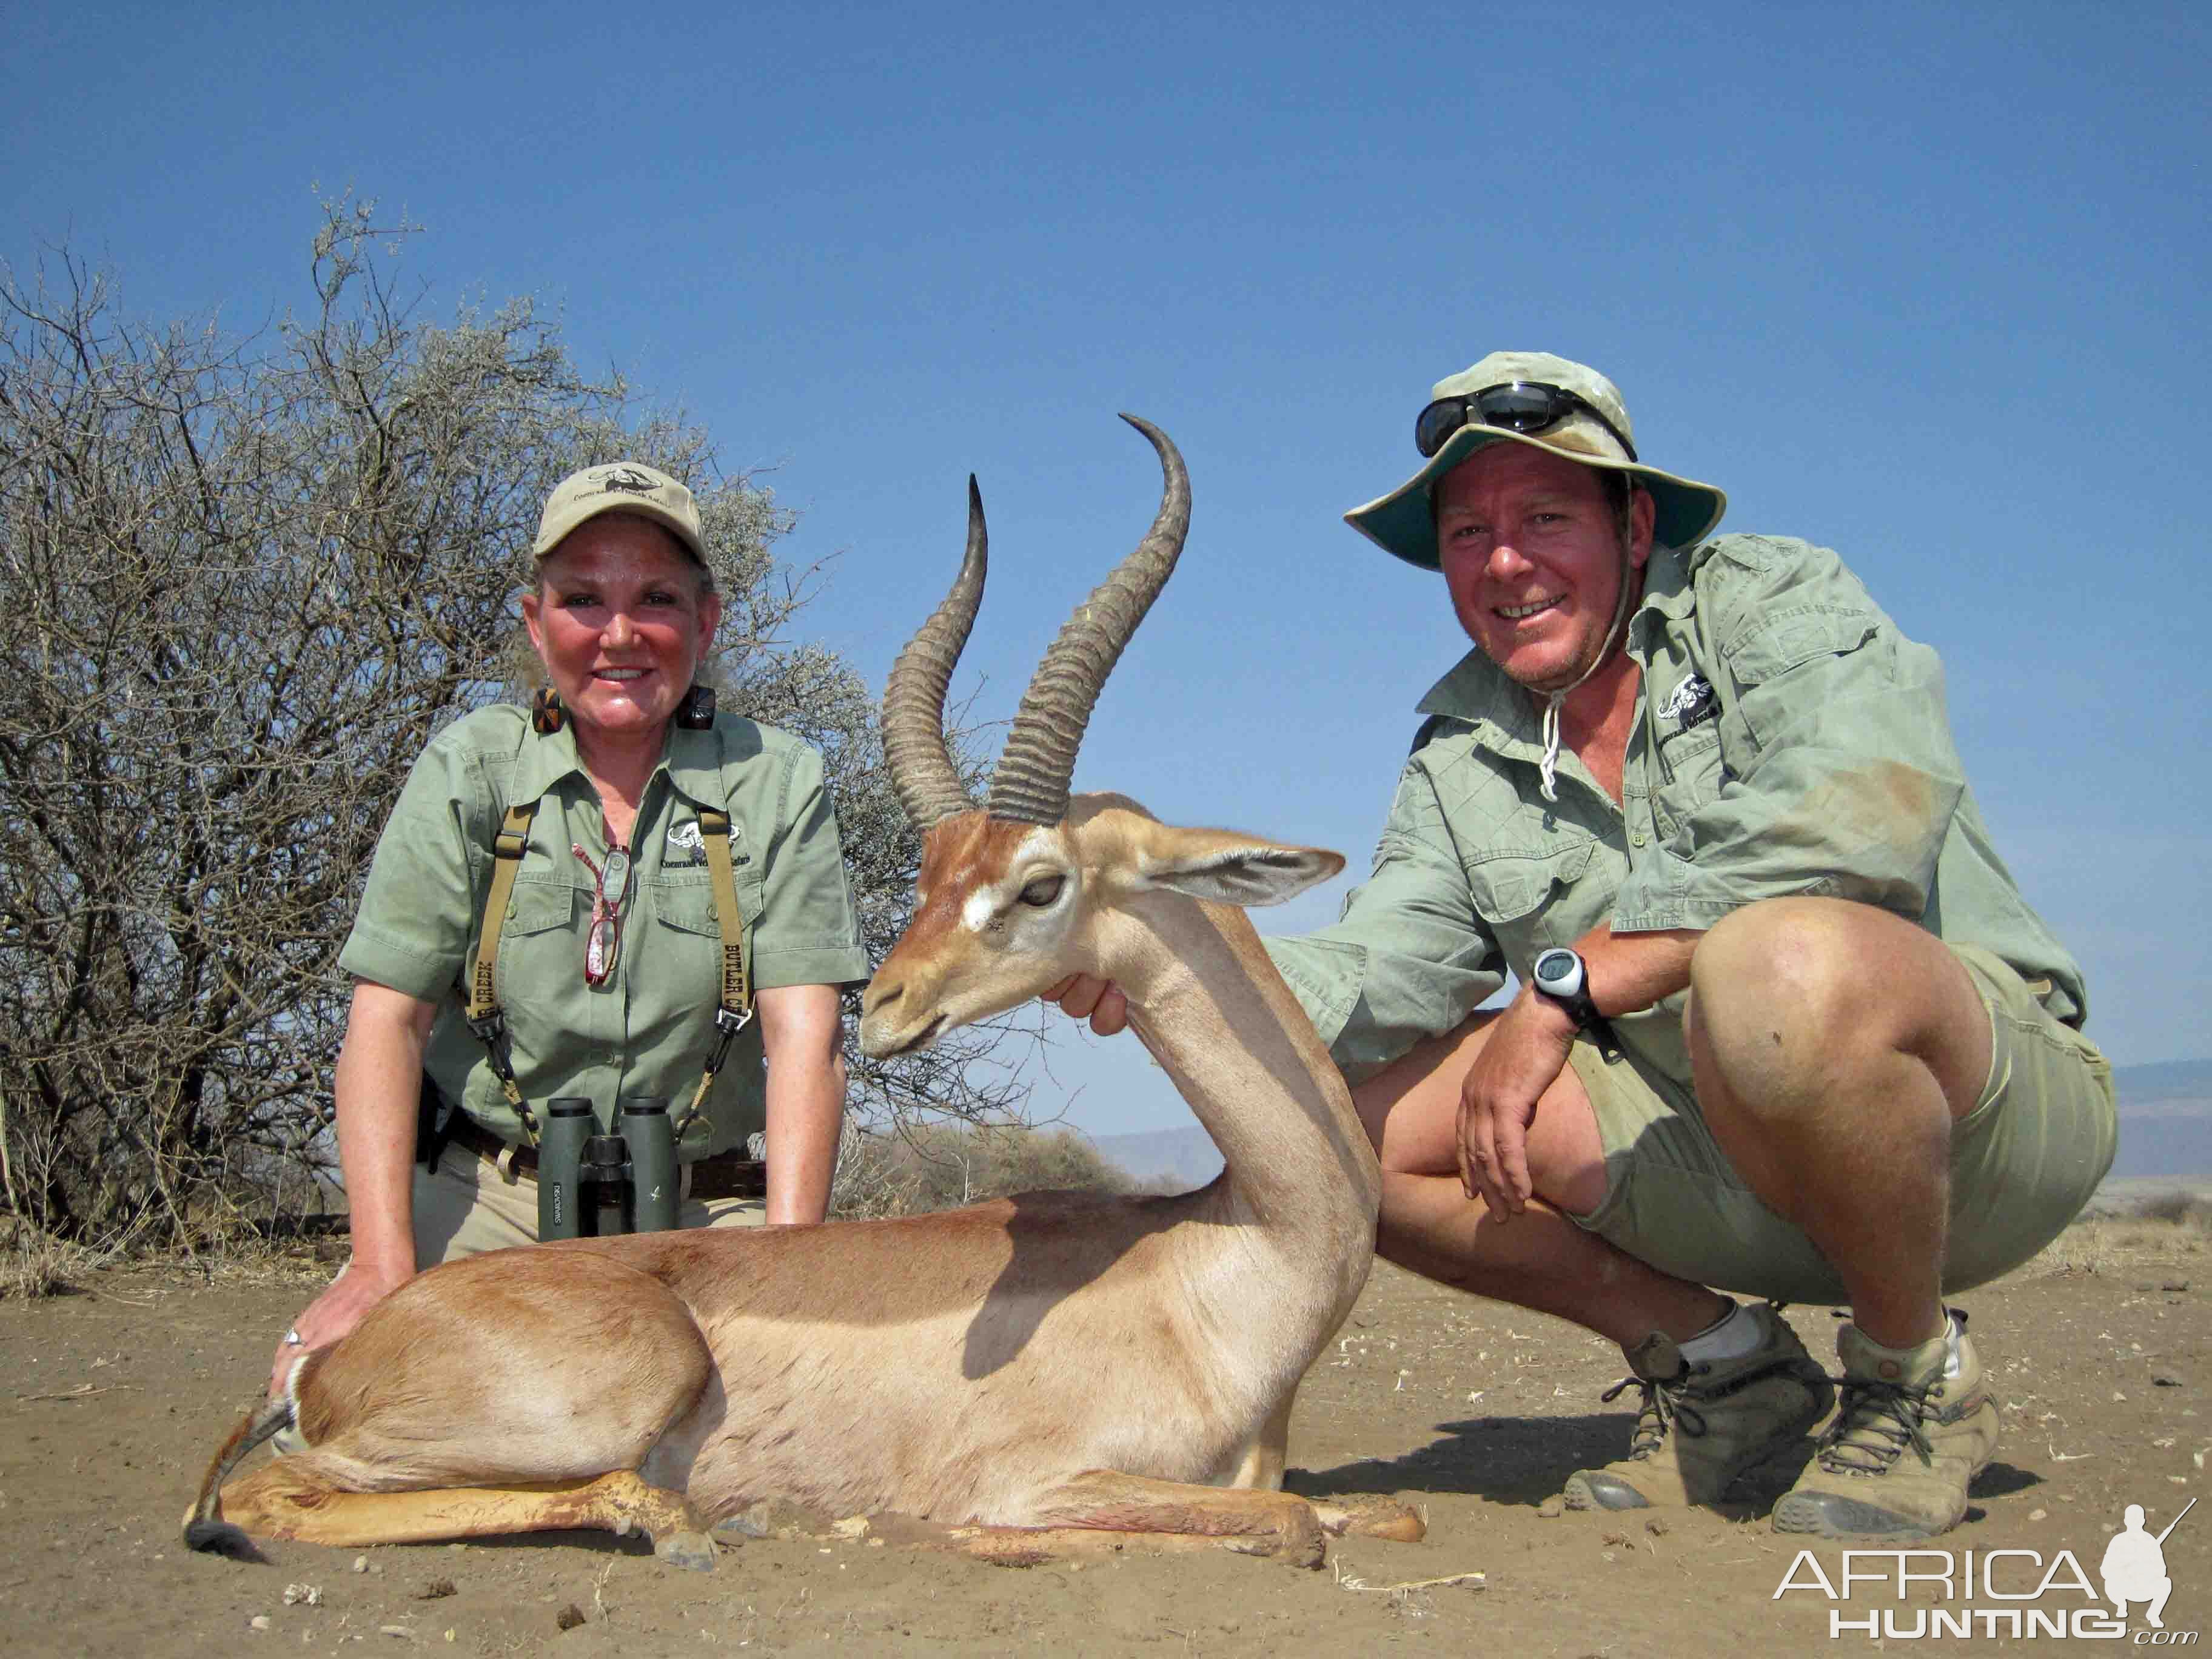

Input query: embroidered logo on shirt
[666,820,708,867]
[1658,672,1719,731]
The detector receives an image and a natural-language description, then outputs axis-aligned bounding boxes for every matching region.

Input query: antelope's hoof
[184,1519,267,1561]
[1316,1497,1427,1543]
[1225,1508,1326,1568]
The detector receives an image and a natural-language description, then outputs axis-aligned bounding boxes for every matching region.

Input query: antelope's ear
[1131,825,1345,908]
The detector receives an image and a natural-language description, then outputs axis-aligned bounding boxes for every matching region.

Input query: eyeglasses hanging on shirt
[572,840,632,986]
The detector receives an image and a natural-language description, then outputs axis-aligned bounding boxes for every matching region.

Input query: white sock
[1678,1300,1760,1362]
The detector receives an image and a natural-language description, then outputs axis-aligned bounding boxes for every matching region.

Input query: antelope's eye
[1018,874,1065,908]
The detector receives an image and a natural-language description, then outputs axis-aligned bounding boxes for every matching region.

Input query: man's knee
[1689,898,1874,1059]
[1691,898,1992,1128]
[1699,899,1986,1076]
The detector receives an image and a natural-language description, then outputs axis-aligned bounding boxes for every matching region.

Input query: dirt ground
[4,1222,2207,1658]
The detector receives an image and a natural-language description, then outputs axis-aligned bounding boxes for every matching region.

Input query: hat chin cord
[1534,541,1637,805]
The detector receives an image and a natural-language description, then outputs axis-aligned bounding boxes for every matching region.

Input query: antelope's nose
[861,975,900,1017]
[857,982,905,1059]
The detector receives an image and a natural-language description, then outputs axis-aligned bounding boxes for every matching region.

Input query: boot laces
[1815,1375,1935,1475]
[1601,1367,1708,1460]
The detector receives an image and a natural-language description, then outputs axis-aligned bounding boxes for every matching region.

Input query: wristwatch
[1530,948,1624,1063]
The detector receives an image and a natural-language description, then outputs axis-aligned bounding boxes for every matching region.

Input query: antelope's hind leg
[216,1462,719,1569]
[945,1470,1334,1569]
[215,1250,721,1567]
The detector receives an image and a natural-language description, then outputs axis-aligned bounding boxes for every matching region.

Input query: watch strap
[1534,951,1626,1065]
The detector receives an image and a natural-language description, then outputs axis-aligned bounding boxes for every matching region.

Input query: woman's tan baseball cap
[1345,350,1727,570]
[532,461,708,563]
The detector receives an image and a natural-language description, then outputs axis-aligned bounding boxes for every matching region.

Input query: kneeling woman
[273,463,869,1394]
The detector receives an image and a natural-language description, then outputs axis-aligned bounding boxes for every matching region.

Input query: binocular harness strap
[465,802,543,1145]
[458,796,752,1158]
[677,807,754,1144]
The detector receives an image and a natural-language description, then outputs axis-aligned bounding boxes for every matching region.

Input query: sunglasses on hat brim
[1414,381,1638,463]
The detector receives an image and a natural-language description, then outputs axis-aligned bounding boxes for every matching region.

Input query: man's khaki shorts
[412,1144,767,1265]
[1566,944,2117,1304]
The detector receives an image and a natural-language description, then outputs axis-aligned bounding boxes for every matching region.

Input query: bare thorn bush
[0,198,1034,1273]
[831,1120,1143,1219]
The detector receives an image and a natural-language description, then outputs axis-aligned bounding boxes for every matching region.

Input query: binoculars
[537,1097,679,1239]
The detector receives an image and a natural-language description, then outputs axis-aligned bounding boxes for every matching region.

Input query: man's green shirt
[339,706,871,1155]
[1266,533,2085,1086]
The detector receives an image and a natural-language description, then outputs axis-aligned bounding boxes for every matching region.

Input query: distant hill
[2111,1059,2212,1179]
[1087,1057,2212,1187]
[1089,1124,1223,1191]
[2116,1059,2212,1108]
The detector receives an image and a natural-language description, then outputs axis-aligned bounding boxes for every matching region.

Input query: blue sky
[7,3,2205,1136]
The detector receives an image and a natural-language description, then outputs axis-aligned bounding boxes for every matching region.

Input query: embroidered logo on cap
[592,464,663,497]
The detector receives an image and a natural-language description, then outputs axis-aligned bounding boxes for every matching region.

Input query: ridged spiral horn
[881,476,988,830]
[985,415,1189,825]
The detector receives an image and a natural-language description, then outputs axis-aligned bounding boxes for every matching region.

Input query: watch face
[1533,950,1580,995]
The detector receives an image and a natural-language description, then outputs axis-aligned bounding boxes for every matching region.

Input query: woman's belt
[441,1113,768,1201]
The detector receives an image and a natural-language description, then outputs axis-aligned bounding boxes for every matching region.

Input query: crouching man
[1053,352,2114,1538]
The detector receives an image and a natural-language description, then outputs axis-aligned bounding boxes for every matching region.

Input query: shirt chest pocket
[637,878,759,1050]
[501,879,576,939]
[1650,723,1727,843]
[649,874,762,962]
[1466,840,1599,955]
[1720,608,1880,747]
[490,880,579,997]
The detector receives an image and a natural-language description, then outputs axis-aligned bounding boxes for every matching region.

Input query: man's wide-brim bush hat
[533,461,708,565]
[1345,350,1728,571]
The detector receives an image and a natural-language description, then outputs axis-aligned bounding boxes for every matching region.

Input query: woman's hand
[271,980,435,1397]
[268,1258,414,1398]
[1455,989,1578,1221]
[1044,974,1130,1037]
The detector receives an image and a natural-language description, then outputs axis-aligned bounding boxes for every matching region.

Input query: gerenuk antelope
[184,417,1419,1570]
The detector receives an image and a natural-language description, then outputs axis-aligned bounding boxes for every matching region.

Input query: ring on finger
[283,1327,304,1346]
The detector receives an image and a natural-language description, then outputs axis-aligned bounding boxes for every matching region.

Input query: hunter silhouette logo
[2103,1498,2191,1630]
[592,464,662,496]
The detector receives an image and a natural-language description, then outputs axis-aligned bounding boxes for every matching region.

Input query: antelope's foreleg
[216,1462,718,1569]
[948,1469,1332,1568]
[1309,1494,1426,1541]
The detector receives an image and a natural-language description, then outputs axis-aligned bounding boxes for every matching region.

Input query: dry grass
[2028,1189,2212,1278]
[0,1218,115,1300]
[0,1208,344,1302]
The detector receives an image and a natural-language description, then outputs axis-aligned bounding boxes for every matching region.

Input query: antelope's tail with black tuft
[181,1395,293,1560]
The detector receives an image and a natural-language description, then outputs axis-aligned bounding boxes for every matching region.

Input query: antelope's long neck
[1103,891,1380,1278]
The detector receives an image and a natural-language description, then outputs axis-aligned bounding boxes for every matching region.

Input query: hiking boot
[1564,1303,1833,1511]
[1771,1312,1998,1540]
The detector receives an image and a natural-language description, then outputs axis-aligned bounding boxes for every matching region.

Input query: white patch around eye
[961,890,997,933]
